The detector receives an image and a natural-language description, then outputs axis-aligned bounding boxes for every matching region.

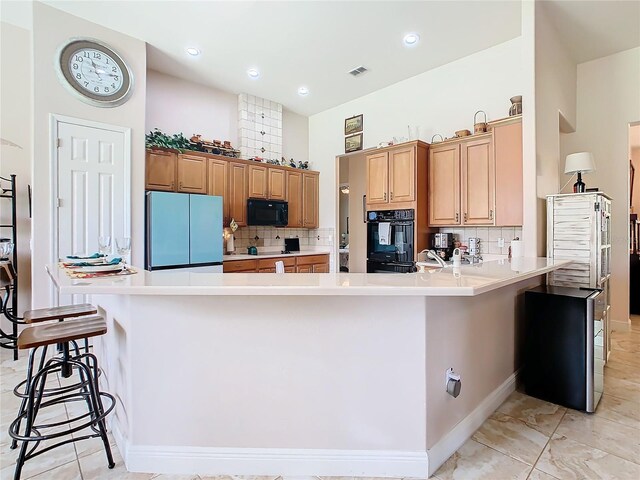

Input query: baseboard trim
[610,318,630,332]
[123,445,428,477]
[426,369,519,476]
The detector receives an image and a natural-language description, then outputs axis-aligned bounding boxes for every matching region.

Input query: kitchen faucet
[426,250,448,268]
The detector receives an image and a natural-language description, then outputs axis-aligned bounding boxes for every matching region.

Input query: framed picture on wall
[344,114,363,135]
[345,133,363,153]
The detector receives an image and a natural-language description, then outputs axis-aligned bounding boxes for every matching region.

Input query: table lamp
[565,152,596,193]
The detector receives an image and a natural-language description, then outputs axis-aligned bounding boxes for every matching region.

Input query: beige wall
[534,2,577,255]
[563,47,640,326]
[282,108,309,162]
[145,69,239,146]
[31,3,147,307]
[0,21,32,317]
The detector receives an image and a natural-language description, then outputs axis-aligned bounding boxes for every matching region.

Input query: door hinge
[56,138,61,148]
[595,202,600,212]
[56,198,62,208]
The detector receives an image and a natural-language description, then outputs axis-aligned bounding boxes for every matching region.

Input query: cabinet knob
[464,213,468,222]
[390,192,394,200]
[455,213,459,223]
[489,209,494,220]
[384,192,387,201]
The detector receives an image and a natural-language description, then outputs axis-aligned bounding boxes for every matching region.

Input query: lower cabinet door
[296,265,312,273]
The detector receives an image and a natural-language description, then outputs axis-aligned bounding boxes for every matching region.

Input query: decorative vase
[509,96,522,116]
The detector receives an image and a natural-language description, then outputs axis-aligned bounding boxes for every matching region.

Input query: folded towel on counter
[66,257,122,267]
[378,222,391,245]
[275,260,285,274]
[67,253,105,259]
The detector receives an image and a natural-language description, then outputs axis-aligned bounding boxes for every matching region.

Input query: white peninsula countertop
[47,257,569,297]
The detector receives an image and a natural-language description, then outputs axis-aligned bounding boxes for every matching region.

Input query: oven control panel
[367,209,414,222]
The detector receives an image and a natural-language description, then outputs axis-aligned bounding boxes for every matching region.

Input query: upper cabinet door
[146,150,177,192]
[302,172,319,229]
[389,146,415,203]
[228,162,248,226]
[493,119,523,226]
[429,144,460,226]
[461,137,495,225]
[248,164,268,199]
[268,168,287,201]
[286,170,303,228]
[366,152,389,205]
[177,153,207,194]
[207,158,229,225]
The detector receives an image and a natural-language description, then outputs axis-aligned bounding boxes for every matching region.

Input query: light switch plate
[498,237,505,248]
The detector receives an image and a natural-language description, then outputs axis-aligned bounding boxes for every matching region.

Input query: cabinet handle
[489,209,494,220]
[455,213,459,223]
[179,182,183,189]
[464,213,468,222]
[384,192,387,201]
[390,192,393,200]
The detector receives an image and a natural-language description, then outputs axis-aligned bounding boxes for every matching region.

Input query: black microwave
[247,199,288,226]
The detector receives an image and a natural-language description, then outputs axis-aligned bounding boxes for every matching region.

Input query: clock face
[58,39,133,107]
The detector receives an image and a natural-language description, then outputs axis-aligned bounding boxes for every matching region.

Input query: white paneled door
[55,118,130,304]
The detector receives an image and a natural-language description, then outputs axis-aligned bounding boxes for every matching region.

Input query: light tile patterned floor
[1,316,638,479]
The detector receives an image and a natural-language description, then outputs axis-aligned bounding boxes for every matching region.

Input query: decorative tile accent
[238,93,283,162]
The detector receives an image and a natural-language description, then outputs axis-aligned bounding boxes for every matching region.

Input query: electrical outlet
[498,237,505,248]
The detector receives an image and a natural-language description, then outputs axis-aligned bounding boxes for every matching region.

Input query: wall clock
[56,38,133,107]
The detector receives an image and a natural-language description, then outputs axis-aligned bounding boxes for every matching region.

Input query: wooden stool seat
[23,303,97,324]
[17,316,106,350]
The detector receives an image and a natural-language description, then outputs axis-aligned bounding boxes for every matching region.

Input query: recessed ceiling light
[186,47,200,56]
[247,68,260,79]
[403,33,420,47]
[298,86,309,96]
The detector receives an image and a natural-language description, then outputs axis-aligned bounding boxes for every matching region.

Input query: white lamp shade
[565,152,596,174]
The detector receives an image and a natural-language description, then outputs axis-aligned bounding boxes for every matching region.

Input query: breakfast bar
[46,258,569,477]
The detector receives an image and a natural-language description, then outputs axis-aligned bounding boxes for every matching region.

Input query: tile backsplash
[438,226,523,256]
[227,226,335,251]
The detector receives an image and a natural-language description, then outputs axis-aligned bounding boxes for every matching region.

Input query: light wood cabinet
[207,158,229,225]
[268,168,287,201]
[286,170,303,228]
[177,153,208,194]
[366,152,389,205]
[428,144,461,225]
[366,145,416,208]
[228,162,248,227]
[223,254,328,273]
[248,164,268,199]
[302,172,319,228]
[461,137,494,225]
[145,150,177,192]
[295,254,329,273]
[428,134,494,227]
[389,146,415,203]
[146,150,320,229]
[493,118,523,226]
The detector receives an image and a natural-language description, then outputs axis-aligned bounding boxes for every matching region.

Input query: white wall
[534,2,577,255]
[0,22,32,316]
[31,3,147,307]
[563,47,640,327]
[309,37,523,228]
[146,70,238,145]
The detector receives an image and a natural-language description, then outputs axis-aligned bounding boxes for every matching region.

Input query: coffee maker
[431,233,455,260]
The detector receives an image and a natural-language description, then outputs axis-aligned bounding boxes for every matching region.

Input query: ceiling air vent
[348,66,368,77]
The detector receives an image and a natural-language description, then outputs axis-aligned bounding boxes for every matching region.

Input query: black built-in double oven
[366,209,415,273]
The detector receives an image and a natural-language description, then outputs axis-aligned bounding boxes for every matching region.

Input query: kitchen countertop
[223,248,331,261]
[46,257,570,297]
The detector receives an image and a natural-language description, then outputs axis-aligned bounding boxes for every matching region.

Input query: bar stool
[10,303,98,450]
[9,317,115,480]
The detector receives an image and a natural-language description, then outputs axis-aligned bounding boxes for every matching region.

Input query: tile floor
[0,316,638,479]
